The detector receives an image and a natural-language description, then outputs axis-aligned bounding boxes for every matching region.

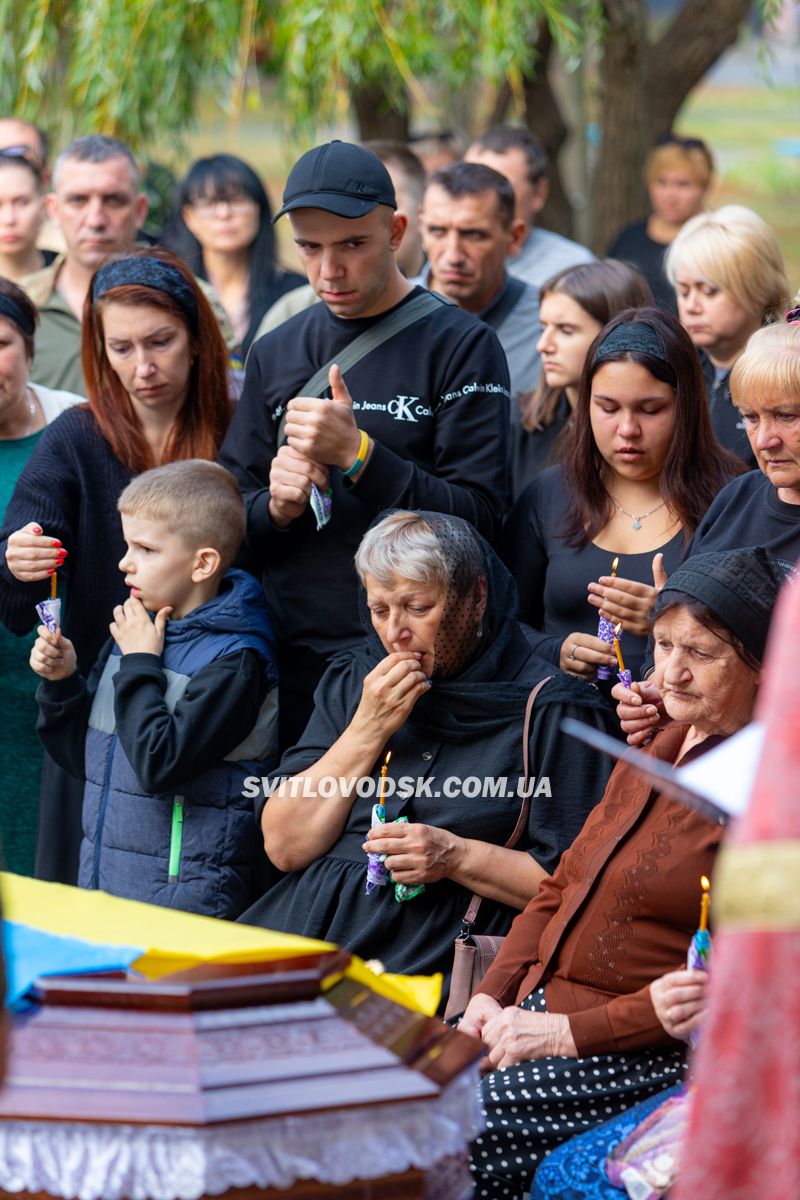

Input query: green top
[0,428,47,875]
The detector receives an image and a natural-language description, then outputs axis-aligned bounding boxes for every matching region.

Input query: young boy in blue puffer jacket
[31,460,278,919]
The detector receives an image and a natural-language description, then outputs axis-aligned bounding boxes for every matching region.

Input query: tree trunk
[591,0,650,253]
[351,81,410,142]
[487,25,576,237]
[591,0,752,253]
[522,24,574,237]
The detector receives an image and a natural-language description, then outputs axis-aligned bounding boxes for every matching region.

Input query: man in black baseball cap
[220,140,511,748]
[274,140,398,220]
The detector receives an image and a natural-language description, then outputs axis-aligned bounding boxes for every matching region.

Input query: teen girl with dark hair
[0,247,233,882]
[502,306,744,682]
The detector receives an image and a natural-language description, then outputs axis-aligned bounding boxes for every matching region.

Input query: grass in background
[678,81,800,291]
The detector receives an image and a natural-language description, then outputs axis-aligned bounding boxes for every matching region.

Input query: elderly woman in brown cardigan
[462,547,787,1200]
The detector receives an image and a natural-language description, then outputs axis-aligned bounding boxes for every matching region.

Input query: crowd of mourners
[0,114,798,1199]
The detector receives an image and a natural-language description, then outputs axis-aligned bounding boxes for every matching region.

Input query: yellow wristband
[342,428,370,478]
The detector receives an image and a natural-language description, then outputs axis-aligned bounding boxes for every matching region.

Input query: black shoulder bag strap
[480,275,527,333]
[460,674,553,932]
[276,290,446,445]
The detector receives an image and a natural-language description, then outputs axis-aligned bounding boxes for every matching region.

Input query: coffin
[0,952,483,1200]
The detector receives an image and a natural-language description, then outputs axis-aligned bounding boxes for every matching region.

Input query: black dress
[239,531,621,997]
[502,466,687,682]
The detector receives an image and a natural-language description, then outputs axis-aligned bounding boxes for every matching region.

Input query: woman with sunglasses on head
[665,204,790,468]
[0,247,233,884]
[608,134,714,313]
[502,307,745,685]
[166,155,304,359]
[0,149,54,282]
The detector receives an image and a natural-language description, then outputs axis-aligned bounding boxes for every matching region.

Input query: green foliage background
[0,0,589,152]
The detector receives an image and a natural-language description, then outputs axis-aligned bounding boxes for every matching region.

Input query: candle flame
[614,623,622,636]
[701,875,710,892]
[611,557,619,574]
[384,751,392,766]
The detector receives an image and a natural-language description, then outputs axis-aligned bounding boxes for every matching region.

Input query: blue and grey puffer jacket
[78,569,278,918]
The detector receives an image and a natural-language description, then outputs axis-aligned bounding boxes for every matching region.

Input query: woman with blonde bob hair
[665,204,790,467]
[609,133,714,311]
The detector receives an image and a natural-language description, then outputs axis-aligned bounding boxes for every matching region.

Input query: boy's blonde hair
[665,205,790,323]
[118,460,245,571]
[730,321,800,410]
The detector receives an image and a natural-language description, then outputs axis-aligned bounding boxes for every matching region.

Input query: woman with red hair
[0,247,233,883]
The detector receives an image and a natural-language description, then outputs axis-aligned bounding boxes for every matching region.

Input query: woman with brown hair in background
[514,259,652,494]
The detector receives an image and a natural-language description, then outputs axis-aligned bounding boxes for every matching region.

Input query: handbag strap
[277,290,447,444]
[460,675,552,931]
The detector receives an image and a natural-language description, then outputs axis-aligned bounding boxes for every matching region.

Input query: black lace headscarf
[351,510,608,742]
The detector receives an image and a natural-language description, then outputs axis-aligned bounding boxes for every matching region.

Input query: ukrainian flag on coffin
[0,873,441,1015]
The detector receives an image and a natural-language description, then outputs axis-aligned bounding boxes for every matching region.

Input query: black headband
[595,321,670,366]
[92,258,198,325]
[0,293,35,339]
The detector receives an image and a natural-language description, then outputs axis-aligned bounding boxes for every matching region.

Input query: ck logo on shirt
[388,395,432,422]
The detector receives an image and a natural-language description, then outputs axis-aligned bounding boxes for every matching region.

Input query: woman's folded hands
[459,993,578,1065]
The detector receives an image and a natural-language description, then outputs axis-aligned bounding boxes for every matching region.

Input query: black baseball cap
[273,140,397,221]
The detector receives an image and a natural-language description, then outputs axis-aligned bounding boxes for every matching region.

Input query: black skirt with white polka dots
[469,988,685,1200]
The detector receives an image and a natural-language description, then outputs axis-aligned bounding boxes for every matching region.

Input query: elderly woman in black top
[240,510,619,994]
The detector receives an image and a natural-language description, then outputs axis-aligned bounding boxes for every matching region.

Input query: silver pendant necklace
[613,498,666,531]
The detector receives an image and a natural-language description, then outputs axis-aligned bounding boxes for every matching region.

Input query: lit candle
[699,874,710,933]
[51,571,57,601]
[612,623,626,672]
[377,750,391,818]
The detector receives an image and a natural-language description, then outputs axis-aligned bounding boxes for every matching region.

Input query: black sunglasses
[0,145,43,176]
[654,132,709,154]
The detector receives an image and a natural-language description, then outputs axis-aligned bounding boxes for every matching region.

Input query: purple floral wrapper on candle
[309,483,333,532]
[365,802,389,894]
[35,598,61,637]
[617,668,632,689]
[686,929,711,1048]
[596,614,616,679]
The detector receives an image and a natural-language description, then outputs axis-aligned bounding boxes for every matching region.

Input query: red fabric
[673,571,800,1200]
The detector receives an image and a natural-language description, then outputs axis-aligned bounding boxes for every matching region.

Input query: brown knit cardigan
[475,721,725,1057]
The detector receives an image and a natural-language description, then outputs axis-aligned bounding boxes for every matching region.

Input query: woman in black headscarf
[239,510,619,995]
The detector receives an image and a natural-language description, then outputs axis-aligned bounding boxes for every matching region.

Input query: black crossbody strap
[481,275,527,332]
[277,290,447,445]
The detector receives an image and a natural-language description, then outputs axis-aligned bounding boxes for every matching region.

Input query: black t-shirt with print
[219,287,511,656]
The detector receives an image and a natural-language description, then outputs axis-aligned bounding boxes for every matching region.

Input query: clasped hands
[458,993,577,1067]
[561,552,667,680]
[268,364,363,528]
